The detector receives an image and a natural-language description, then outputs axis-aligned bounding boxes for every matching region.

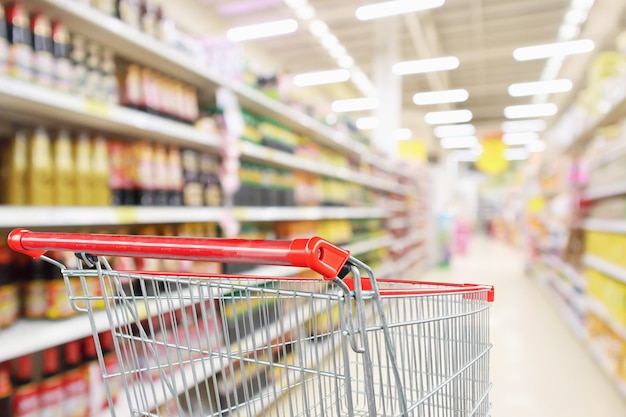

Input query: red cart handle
[8,228,350,280]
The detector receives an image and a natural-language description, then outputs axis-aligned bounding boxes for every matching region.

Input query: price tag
[83,99,111,118]
[114,207,138,224]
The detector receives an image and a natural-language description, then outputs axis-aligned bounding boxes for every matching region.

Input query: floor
[422,236,626,417]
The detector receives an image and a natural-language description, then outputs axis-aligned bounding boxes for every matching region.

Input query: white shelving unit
[582,218,626,234]
[584,181,626,201]
[583,254,626,285]
[0,206,391,228]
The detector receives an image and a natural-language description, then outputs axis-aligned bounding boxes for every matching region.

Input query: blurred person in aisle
[454,214,472,255]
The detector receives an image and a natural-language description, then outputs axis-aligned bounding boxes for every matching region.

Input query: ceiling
[163,0,626,154]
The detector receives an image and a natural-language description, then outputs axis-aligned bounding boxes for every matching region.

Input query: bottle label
[13,383,39,417]
[0,38,8,75]
[23,279,47,318]
[39,375,64,417]
[0,283,19,327]
[34,50,54,87]
[54,58,72,92]
[8,44,32,80]
[46,279,74,319]
[0,363,12,397]
[63,369,88,417]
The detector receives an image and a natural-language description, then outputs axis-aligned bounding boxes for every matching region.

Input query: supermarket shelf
[588,343,626,400]
[582,218,626,234]
[583,254,626,285]
[0,285,206,363]
[391,231,424,253]
[584,180,626,201]
[0,76,219,150]
[537,272,588,340]
[586,298,626,342]
[564,94,626,155]
[0,206,392,229]
[29,0,404,177]
[542,255,586,289]
[239,142,407,195]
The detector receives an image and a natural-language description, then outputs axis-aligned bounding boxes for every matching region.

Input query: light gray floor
[422,236,626,417]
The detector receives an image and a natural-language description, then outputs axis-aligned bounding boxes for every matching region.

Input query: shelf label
[114,207,138,224]
[83,99,111,118]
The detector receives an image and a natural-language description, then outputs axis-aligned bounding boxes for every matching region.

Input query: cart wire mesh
[60,256,493,417]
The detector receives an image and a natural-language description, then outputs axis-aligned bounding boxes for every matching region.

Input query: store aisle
[422,237,626,417]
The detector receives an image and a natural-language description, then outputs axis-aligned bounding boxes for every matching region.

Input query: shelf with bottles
[18,0,406,179]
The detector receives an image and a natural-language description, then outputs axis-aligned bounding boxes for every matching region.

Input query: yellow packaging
[52,129,75,205]
[27,127,54,205]
[1,129,28,205]
[74,132,93,206]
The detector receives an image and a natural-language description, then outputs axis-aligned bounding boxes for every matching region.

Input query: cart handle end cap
[8,229,47,259]
[288,237,350,280]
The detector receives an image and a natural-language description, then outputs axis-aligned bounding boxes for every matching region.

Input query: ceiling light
[295,5,315,20]
[331,97,380,112]
[425,109,473,125]
[338,55,355,68]
[293,69,351,87]
[393,128,413,141]
[504,103,558,119]
[393,56,459,75]
[434,124,476,138]
[355,0,445,21]
[526,140,547,153]
[309,20,328,37]
[572,0,595,9]
[413,89,469,105]
[508,79,573,97]
[513,39,595,61]
[328,44,347,58]
[472,144,484,156]
[501,119,546,133]
[504,148,529,161]
[502,132,540,146]
[227,19,298,41]
[440,136,478,149]
[356,117,380,130]
[284,0,307,7]
[558,24,580,41]
[321,33,339,48]
[564,8,588,25]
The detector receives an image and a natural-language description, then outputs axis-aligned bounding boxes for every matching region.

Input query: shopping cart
[8,229,494,417]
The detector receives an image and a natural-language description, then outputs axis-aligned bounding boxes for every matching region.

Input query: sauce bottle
[139,0,156,37]
[1,129,28,205]
[92,134,111,206]
[0,4,10,76]
[63,341,88,417]
[116,0,140,29]
[0,362,13,417]
[74,132,93,206]
[45,252,74,320]
[69,34,87,96]
[153,143,168,205]
[51,20,71,92]
[52,129,75,206]
[11,354,38,417]
[108,140,126,206]
[27,127,53,206]
[84,42,101,100]
[39,347,64,417]
[182,149,202,206]
[20,258,47,319]
[134,141,155,206]
[101,48,118,104]
[118,63,143,110]
[30,11,54,87]
[99,332,121,410]
[0,243,19,329]
[7,1,33,81]
[167,145,183,206]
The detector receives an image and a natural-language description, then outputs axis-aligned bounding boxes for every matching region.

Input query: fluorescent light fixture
[504,148,529,161]
[425,109,472,125]
[284,0,307,7]
[564,8,588,25]
[293,69,351,87]
[502,132,539,146]
[355,0,445,21]
[572,0,595,9]
[440,136,478,149]
[227,19,298,41]
[393,56,459,75]
[331,97,380,112]
[328,44,347,58]
[501,119,546,133]
[309,20,328,37]
[451,150,479,162]
[393,128,413,141]
[504,103,558,119]
[355,117,380,130]
[508,79,573,97]
[295,5,315,20]
[513,39,595,61]
[338,55,355,68]
[558,23,580,41]
[526,140,547,153]
[434,124,476,138]
[321,33,339,48]
[413,89,469,105]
